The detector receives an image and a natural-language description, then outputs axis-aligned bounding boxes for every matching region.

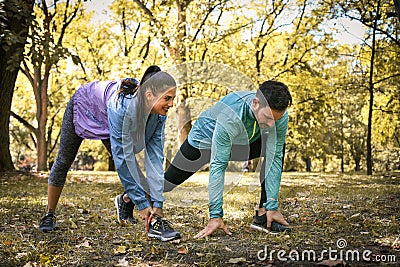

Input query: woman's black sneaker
[39,212,57,232]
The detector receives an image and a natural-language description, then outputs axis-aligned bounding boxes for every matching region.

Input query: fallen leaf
[16,252,28,259]
[69,218,78,229]
[317,259,346,266]
[115,257,129,267]
[40,254,51,265]
[225,246,232,252]
[64,202,75,208]
[178,246,188,254]
[129,246,143,252]
[348,213,360,219]
[113,245,127,255]
[76,240,91,248]
[4,241,12,245]
[228,257,246,264]
[122,233,131,239]
[371,229,381,237]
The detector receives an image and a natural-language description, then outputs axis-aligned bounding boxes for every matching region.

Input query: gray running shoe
[148,216,181,241]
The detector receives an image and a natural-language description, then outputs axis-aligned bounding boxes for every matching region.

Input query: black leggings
[48,97,112,187]
[164,137,285,208]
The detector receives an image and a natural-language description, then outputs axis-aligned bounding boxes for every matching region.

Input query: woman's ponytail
[118,78,139,96]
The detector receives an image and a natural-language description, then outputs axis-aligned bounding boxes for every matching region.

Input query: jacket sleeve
[144,115,166,209]
[108,98,150,210]
[263,111,288,211]
[208,113,240,218]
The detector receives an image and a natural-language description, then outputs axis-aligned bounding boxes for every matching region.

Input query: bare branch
[132,0,155,20]
[10,111,36,134]
[373,73,400,85]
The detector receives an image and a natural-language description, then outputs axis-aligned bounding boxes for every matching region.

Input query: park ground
[0,171,399,266]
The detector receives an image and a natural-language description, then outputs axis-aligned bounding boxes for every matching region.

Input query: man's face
[252,98,286,129]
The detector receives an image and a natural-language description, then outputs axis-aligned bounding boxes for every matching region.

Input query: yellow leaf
[122,233,131,239]
[113,245,127,255]
[371,229,380,237]
[69,218,77,229]
[39,254,51,265]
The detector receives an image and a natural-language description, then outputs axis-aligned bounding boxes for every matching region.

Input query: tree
[0,0,34,172]
[327,0,400,173]
[365,0,380,175]
[11,0,81,171]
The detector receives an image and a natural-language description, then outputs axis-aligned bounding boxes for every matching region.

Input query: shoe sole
[39,225,57,232]
[148,233,181,242]
[250,224,280,235]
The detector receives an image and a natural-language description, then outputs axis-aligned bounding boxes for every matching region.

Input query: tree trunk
[0,71,16,172]
[36,129,48,171]
[304,156,312,172]
[366,0,380,175]
[355,159,361,172]
[33,71,50,171]
[340,108,344,173]
[0,0,34,172]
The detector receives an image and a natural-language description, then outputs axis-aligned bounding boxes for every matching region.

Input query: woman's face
[148,87,176,116]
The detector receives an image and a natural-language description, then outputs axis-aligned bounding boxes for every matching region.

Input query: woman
[39,66,180,241]
[108,70,180,241]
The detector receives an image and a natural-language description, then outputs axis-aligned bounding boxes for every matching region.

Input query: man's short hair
[256,80,292,111]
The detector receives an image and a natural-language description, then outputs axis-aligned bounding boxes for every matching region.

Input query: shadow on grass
[0,171,399,266]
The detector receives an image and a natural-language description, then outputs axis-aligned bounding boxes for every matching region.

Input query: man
[165,80,292,238]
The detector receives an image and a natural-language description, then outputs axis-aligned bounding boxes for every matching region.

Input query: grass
[0,170,399,266]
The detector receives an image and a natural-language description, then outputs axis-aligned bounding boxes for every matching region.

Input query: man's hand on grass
[194,218,232,238]
[266,210,289,229]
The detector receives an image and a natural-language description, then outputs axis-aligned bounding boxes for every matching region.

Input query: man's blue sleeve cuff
[209,201,224,218]
[152,201,163,209]
[136,199,151,211]
[263,199,279,211]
